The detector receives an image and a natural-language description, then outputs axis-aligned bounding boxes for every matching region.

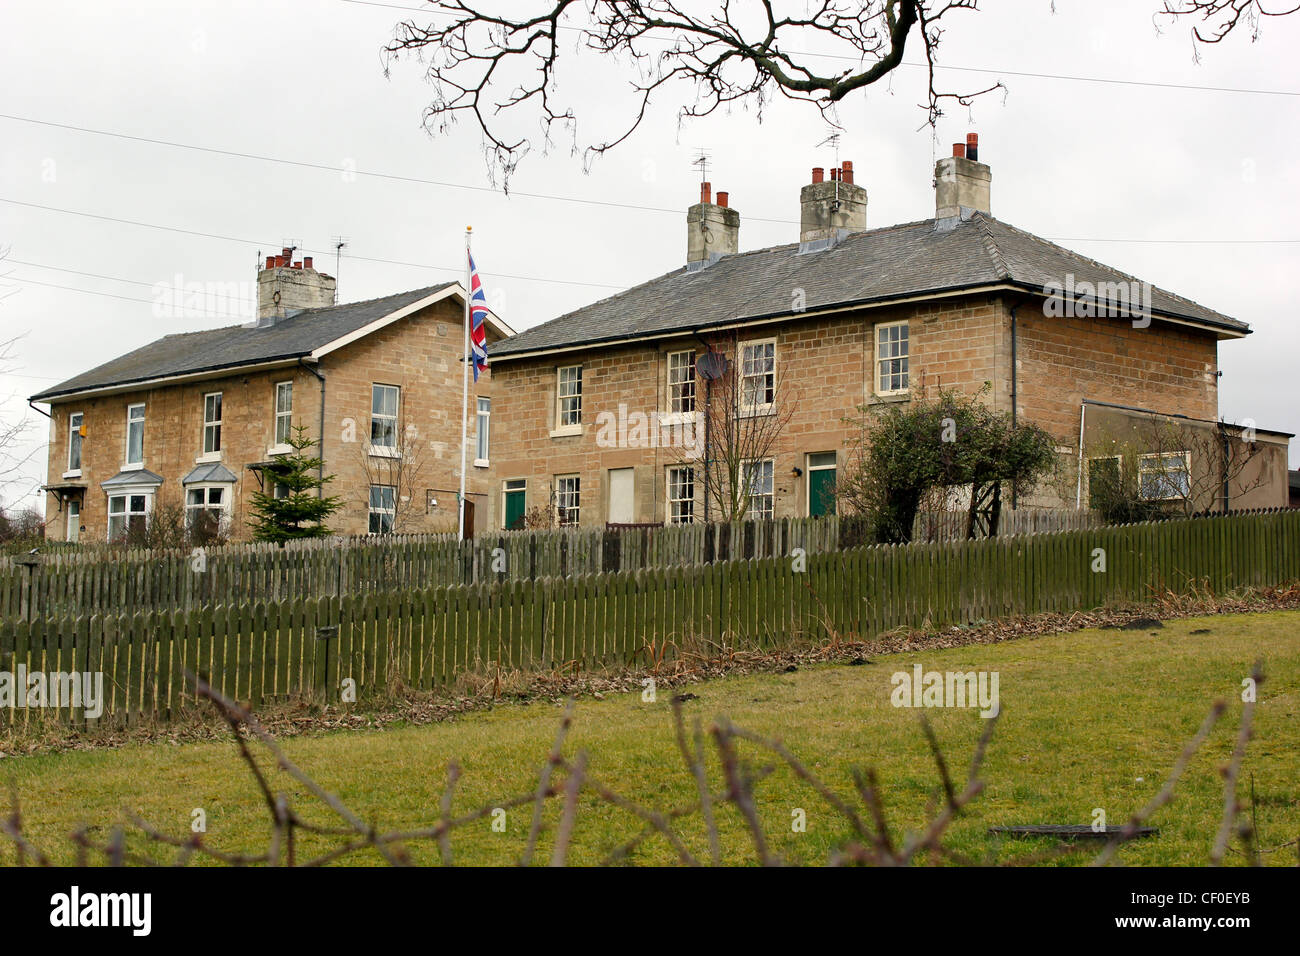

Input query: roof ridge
[974,214,1011,281]
[982,216,1233,320]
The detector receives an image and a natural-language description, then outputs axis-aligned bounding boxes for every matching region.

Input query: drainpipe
[1220,422,1231,513]
[1075,400,1088,510]
[299,358,326,496]
[1009,303,1018,510]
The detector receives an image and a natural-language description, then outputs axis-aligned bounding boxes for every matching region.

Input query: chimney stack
[687,184,740,267]
[935,131,991,220]
[257,246,337,325]
[799,161,867,243]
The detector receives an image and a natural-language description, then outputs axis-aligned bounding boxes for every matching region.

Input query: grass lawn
[5,610,1298,866]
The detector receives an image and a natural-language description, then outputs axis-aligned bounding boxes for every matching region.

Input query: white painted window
[125,403,146,465]
[107,492,150,541]
[666,465,695,525]
[476,397,491,463]
[739,339,775,413]
[875,321,909,395]
[1139,452,1191,500]
[557,366,582,428]
[203,392,223,455]
[371,384,400,449]
[368,484,396,534]
[67,412,83,472]
[555,474,580,526]
[274,381,294,446]
[186,485,230,532]
[743,458,775,520]
[667,351,696,414]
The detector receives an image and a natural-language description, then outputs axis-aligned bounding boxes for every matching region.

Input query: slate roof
[182,462,240,485]
[30,283,458,402]
[490,214,1246,359]
[100,468,164,489]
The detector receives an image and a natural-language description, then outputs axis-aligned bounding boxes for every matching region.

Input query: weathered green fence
[1,509,1295,729]
[0,509,1104,619]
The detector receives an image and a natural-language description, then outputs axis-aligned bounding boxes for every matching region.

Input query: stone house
[31,254,512,542]
[485,135,1290,529]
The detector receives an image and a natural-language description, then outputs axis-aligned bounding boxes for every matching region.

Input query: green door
[808,453,837,517]
[504,480,526,529]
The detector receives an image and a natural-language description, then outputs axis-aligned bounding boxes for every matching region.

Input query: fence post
[14,554,39,623]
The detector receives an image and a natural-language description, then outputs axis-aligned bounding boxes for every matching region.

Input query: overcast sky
[2,0,1297,512]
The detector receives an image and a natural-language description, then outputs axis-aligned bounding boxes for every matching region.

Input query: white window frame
[665,350,697,419]
[272,380,294,451]
[555,474,581,526]
[738,338,776,416]
[201,391,223,459]
[65,412,83,477]
[370,383,400,454]
[475,396,491,466]
[553,365,583,435]
[368,483,396,534]
[742,458,775,520]
[874,320,910,396]
[124,403,146,468]
[1138,451,1191,501]
[185,483,232,532]
[666,465,696,525]
[107,490,152,541]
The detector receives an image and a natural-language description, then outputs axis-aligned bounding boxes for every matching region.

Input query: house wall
[486,294,1008,530]
[41,296,494,542]
[486,291,1260,529]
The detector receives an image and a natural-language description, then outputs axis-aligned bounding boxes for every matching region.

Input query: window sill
[195,452,223,464]
[367,445,401,459]
[121,462,145,471]
[266,444,292,457]
[549,425,584,438]
[867,391,910,405]
[62,469,82,480]
[658,411,698,427]
[473,458,489,469]
[736,406,774,420]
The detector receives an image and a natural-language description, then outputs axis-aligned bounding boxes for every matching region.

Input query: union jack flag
[468,253,489,382]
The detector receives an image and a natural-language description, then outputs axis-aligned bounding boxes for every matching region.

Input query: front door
[608,468,635,524]
[807,452,837,517]
[66,499,81,543]
[504,479,526,529]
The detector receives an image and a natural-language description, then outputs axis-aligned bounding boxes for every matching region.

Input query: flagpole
[458,226,472,542]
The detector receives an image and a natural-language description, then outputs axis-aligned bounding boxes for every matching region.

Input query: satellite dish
[698,351,729,381]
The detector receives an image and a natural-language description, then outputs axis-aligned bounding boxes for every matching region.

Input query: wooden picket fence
[0,509,1103,620]
[1,508,1296,729]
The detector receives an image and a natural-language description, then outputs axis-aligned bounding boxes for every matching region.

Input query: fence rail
[2,508,1296,729]
[0,509,1111,620]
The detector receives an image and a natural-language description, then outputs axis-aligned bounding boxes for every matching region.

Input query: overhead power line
[0,197,629,290]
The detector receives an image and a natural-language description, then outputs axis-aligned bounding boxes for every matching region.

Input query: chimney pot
[304,256,313,269]
[966,132,979,162]
[265,256,275,270]
[281,247,291,258]
[292,261,302,269]
[811,167,824,184]
[831,168,840,182]
[841,160,854,185]
[700,181,712,205]
[716,191,729,208]
[953,143,966,158]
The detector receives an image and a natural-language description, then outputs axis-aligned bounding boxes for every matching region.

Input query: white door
[608,468,635,524]
[66,500,80,543]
